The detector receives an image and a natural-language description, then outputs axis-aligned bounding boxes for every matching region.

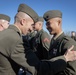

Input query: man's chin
[49,31,52,34]
[23,32,28,35]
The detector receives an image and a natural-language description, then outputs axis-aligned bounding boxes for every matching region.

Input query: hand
[64,45,76,61]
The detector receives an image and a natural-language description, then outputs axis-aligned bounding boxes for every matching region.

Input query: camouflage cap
[43,10,62,21]
[18,3,38,22]
[0,14,10,22]
[37,17,44,22]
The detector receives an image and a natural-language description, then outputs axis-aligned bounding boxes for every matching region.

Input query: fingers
[72,51,76,61]
[73,51,76,58]
[68,45,74,51]
[65,45,74,55]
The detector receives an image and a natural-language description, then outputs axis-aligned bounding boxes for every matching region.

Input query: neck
[54,30,63,40]
[14,23,22,34]
[55,28,62,35]
[38,28,42,31]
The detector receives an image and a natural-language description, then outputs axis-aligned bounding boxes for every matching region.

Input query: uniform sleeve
[41,32,51,51]
[62,38,76,74]
[38,56,66,75]
[62,37,76,54]
[10,40,36,75]
[25,49,67,75]
[10,38,67,75]
[40,32,51,59]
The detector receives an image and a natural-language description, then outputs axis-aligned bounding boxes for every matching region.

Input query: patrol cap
[0,14,10,22]
[18,3,38,22]
[37,17,44,22]
[43,10,62,21]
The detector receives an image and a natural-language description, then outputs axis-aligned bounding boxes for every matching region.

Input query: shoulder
[40,30,51,44]
[63,36,75,43]
[41,30,50,39]
[3,28,21,43]
[62,36,76,49]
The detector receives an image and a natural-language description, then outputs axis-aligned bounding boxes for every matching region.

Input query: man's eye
[31,24,34,26]
[46,22,50,25]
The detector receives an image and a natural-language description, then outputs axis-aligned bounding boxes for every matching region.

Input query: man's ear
[0,24,3,27]
[39,22,42,27]
[58,19,61,26]
[20,19,26,26]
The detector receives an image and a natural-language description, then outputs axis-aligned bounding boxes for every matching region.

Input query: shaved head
[14,12,32,23]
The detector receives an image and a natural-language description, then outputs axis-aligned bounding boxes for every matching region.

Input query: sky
[0,0,76,33]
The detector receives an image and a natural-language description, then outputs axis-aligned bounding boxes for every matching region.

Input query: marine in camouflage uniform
[43,10,76,75]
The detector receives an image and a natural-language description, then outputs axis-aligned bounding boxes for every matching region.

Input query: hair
[0,19,8,22]
[14,12,31,23]
[38,21,44,27]
[0,19,9,26]
[54,17,62,27]
[54,17,62,22]
[71,31,76,33]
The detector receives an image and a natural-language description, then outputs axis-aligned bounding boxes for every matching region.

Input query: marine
[32,17,51,60]
[43,10,76,75]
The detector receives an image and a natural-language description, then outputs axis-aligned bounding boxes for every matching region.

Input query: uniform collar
[15,25,22,34]
[8,25,22,36]
[37,29,43,34]
[54,31,63,40]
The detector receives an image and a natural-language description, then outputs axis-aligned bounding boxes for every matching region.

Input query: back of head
[37,17,44,22]
[71,31,76,36]
[0,14,10,31]
[0,14,10,22]
[17,3,38,23]
[34,17,44,31]
[36,17,44,28]
[14,11,31,22]
[43,10,62,21]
